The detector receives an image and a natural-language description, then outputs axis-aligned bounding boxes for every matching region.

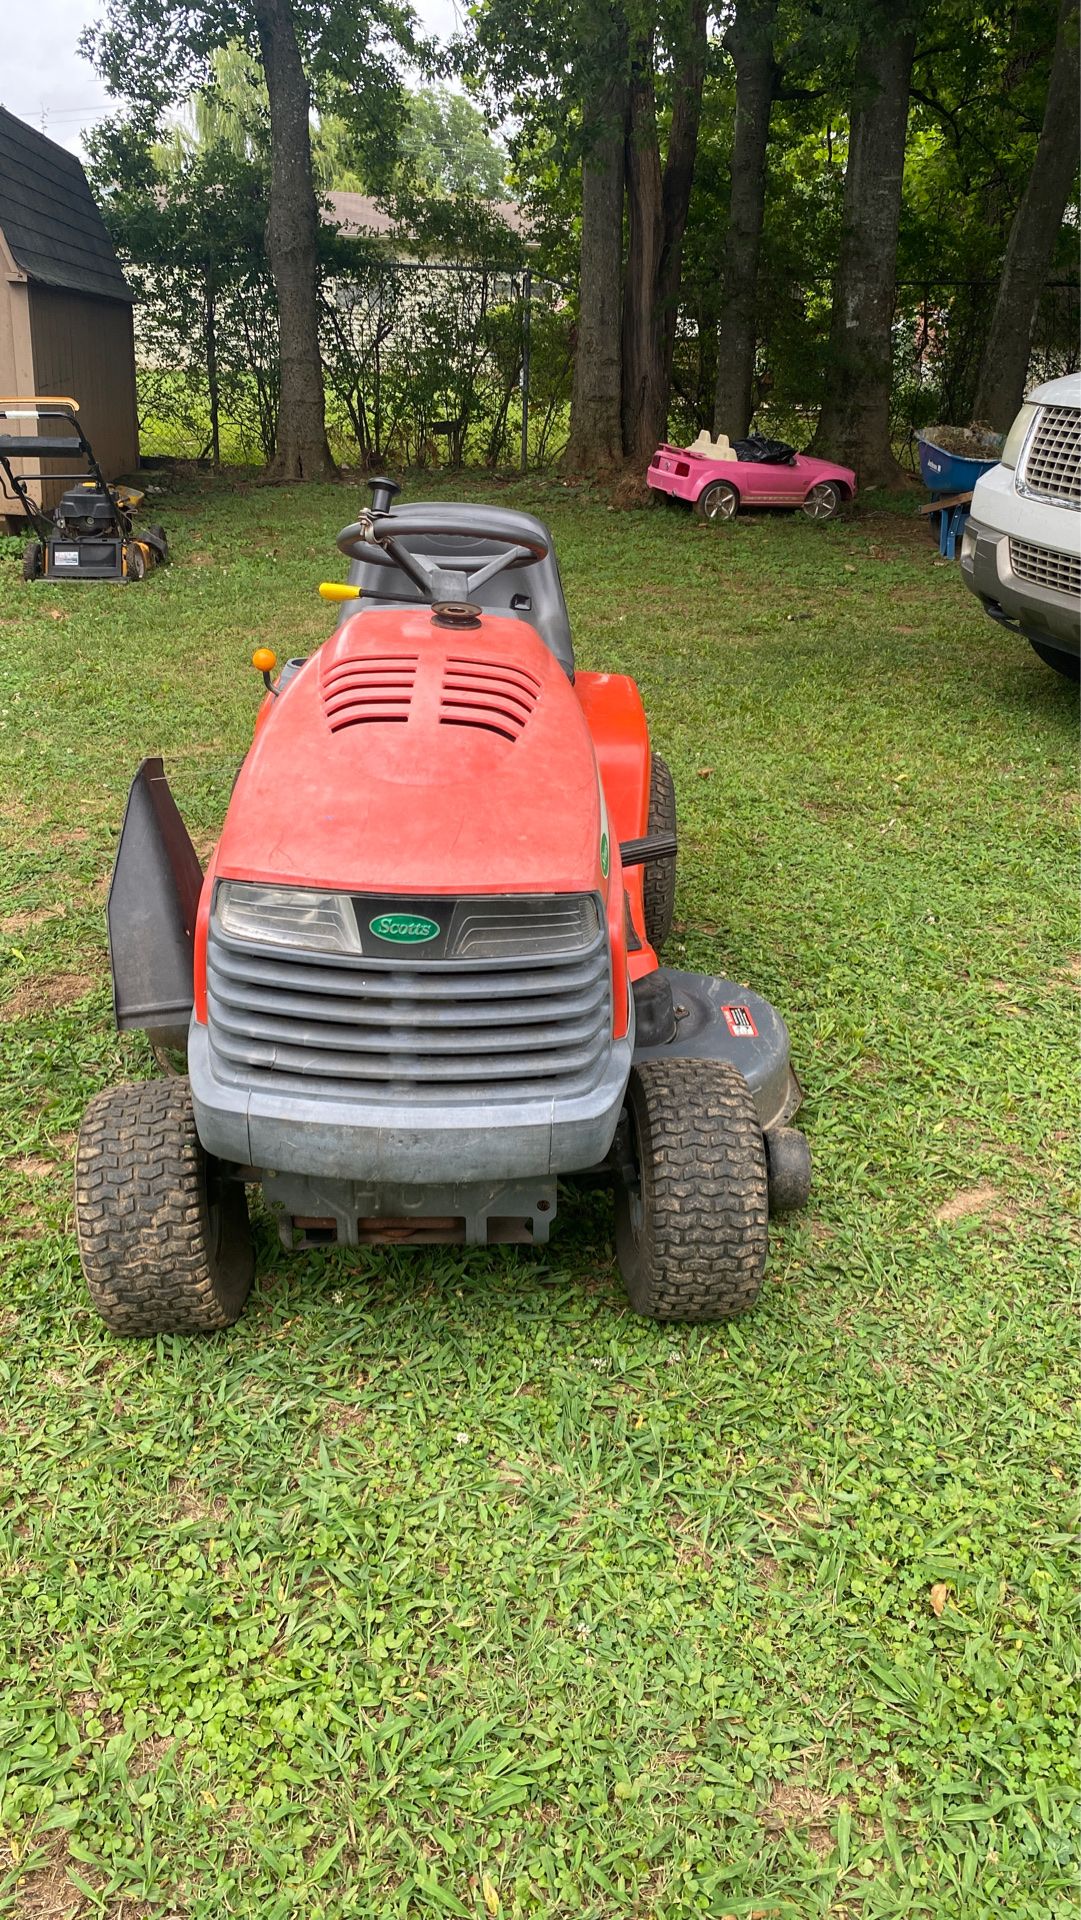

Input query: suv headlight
[1000,403,1037,470]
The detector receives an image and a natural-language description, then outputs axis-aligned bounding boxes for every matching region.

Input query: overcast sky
[2,0,464,159]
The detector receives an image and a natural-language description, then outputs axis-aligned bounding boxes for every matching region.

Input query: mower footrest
[262,1171,558,1248]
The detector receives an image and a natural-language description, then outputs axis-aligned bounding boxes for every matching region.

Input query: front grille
[1009,537,1081,599]
[1022,406,1081,504]
[205,920,611,1104]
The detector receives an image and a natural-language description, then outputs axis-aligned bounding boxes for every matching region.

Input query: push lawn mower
[0,397,167,582]
[75,477,811,1334]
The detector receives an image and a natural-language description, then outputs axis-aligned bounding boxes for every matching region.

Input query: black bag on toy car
[732,432,798,466]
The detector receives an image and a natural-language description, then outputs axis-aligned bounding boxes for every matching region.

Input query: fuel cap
[431,601,482,629]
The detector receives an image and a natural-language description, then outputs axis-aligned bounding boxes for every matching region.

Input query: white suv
[961,372,1081,679]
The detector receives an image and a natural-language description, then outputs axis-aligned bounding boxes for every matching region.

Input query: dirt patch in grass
[167,1476,228,1523]
[0,905,67,935]
[5,1837,86,1917]
[934,1182,1002,1224]
[762,1780,838,1856]
[1,973,96,1022]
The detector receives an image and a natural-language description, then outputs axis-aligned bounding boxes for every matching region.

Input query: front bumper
[188,1018,633,1182]
[962,516,1080,656]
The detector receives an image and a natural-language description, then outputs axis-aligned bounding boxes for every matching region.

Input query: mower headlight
[446,895,601,959]
[1000,403,1037,470]
[215,881,361,953]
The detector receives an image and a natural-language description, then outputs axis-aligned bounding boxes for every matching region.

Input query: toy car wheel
[802,481,841,521]
[124,541,147,581]
[643,752,677,950]
[696,480,739,523]
[615,1058,769,1322]
[75,1077,254,1336]
[22,541,42,582]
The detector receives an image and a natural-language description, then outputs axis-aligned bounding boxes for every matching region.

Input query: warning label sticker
[722,1004,758,1038]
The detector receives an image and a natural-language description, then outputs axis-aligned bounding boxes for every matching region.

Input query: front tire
[615,1059,769,1321]
[22,541,42,581]
[75,1078,254,1335]
[643,752,677,950]
[696,479,739,523]
[802,481,841,521]
[1029,637,1079,680]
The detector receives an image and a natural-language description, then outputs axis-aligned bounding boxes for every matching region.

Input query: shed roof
[0,107,134,304]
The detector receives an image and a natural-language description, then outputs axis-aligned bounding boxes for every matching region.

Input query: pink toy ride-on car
[648,432,856,524]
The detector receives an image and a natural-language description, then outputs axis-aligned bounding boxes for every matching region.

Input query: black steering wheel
[336,477,549,605]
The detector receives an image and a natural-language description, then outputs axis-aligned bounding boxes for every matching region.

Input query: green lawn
[0,473,1077,1919]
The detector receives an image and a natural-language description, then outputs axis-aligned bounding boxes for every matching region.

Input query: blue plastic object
[917,435,999,494]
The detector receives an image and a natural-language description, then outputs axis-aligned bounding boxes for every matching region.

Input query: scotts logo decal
[369,913,440,944]
[600,831,610,879]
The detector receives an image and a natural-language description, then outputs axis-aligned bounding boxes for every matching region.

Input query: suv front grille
[1022,405,1081,504]
[205,922,612,1104]
[1009,537,1081,599]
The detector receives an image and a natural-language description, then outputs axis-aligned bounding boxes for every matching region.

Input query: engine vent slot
[439,655,540,743]
[322,653,418,731]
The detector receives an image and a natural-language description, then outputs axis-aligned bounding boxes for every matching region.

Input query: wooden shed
[0,107,138,520]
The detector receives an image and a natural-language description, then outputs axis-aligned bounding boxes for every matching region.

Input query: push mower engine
[75,478,810,1335]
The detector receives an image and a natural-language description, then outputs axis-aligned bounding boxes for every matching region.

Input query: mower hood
[216,608,606,897]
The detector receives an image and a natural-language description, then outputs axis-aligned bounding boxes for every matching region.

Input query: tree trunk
[204,262,221,468]
[622,44,665,463]
[621,0,708,464]
[563,60,628,472]
[252,0,337,480]
[712,0,778,440]
[811,17,917,485]
[973,0,1080,430]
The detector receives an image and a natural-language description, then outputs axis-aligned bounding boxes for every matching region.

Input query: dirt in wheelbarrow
[920,421,1003,458]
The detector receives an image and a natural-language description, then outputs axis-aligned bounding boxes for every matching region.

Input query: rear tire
[615,1058,769,1321]
[75,1078,253,1335]
[643,752,677,950]
[22,541,42,581]
[696,479,739,522]
[1029,637,1079,680]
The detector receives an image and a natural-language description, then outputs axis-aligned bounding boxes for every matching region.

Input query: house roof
[0,107,134,303]
[325,190,530,243]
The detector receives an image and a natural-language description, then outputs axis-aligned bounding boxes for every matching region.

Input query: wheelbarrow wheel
[615,1058,768,1322]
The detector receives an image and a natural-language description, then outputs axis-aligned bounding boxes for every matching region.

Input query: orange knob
[252,647,277,674]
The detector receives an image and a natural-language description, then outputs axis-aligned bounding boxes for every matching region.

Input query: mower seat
[342,503,575,679]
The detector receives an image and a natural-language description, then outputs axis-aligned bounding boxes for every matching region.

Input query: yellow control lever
[319,582,360,602]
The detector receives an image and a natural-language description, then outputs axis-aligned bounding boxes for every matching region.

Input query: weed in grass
[0,474,1077,1918]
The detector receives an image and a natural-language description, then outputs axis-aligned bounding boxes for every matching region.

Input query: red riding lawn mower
[76,479,811,1335]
